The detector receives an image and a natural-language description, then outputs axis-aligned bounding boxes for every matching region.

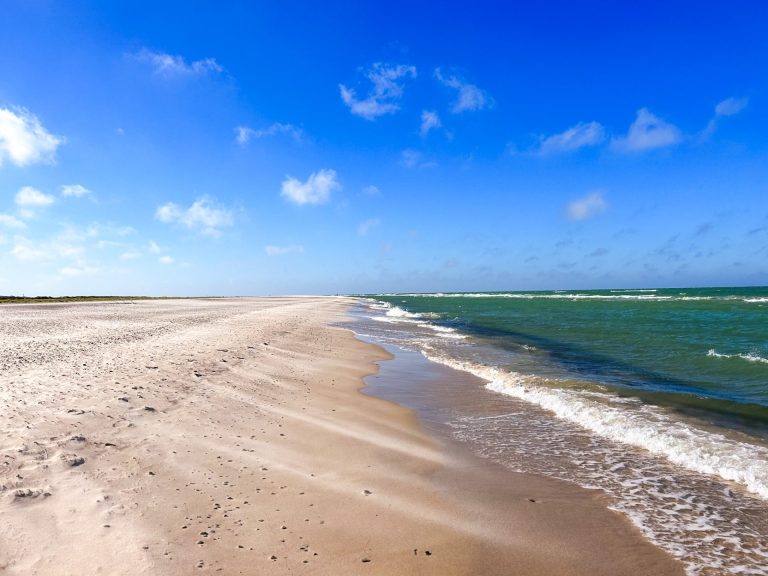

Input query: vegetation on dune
[0,296,175,304]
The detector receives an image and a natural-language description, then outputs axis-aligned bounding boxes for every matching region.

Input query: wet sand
[0,297,683,575]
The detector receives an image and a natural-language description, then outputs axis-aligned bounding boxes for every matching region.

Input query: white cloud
[159,255,174,265]
[155,196,234,236]
[567,191,607,221]
[715,97,748,117]
[357,218,381,236]
[136,49,222,77]
[434,68,491,113]
[0,214,26,229]
[61,184,92,198]
[15,186,55,207]
[702,97,749,139]
[612,108,682,152]
[148,240,162,254]
[265,245,304,256]
[281,169,340,206]
[11,242,46,262]
[0,107,63,167]
[156,203,181,222]
[120,251,142,260]
[339,63,417,120]
[236,123,302,145]
[362,185,381,196]
[537,121,605,155]
[420,110,441,137]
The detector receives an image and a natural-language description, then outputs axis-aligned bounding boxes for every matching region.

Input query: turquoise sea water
[374,287,768,432]
[352,287,768,575]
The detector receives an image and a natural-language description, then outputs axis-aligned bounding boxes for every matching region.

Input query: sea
[346,287,768,576]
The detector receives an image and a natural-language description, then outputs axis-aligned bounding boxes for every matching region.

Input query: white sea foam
[391,292,719,302]
[707,349,768,365]
[428,325,466,339]
[422,352,768,501]
[385,305,423,319]
[379,292,768,304]
[366,304,467,339]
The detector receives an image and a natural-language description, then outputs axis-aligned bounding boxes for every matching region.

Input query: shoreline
[357,337,685,576]
[0,297,682,574]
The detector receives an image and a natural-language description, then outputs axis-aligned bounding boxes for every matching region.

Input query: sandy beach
[0,297,683,575]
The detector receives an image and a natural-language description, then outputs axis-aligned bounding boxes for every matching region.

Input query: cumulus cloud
[281,169,339,206]
[265,245,304,256]
[420,110,441,137]
[0,107,63,167]
[357,218,381,236]
[136,49,222,77]
[148,240,162,254]
[158,255,174,265]
[537,121,605,155]
[434,68,491,113]
[61,184,92,198]
[339,63,417,120]
[362,184,381,196]
[155,196,234,236]
[612,108,682,152]
[15,186,55,207]
[0,214,26,229]
[567,191,607,220]
[236,123,302,145]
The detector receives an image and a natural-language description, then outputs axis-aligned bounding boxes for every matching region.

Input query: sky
[1,1,767,295]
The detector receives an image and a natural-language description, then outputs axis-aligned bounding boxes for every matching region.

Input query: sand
[0,297,684,575]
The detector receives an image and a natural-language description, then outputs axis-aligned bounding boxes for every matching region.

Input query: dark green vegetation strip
[0,296,181,304]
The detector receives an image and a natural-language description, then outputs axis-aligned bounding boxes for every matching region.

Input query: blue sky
[1,1,767,295]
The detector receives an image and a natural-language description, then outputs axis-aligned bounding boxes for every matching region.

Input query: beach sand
[0,297,683,575]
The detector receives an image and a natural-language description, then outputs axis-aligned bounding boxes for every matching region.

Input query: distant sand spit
[0,298,682,575]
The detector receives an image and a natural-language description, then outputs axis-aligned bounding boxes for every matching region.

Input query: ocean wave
[428,324,466,339]
[422,352,768,501]
[385,305,423,319]
[376,292,768,303]
[369,315,423,325]
[707,349,768,365]
[370,304,466,339]
[387,292,718,302]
